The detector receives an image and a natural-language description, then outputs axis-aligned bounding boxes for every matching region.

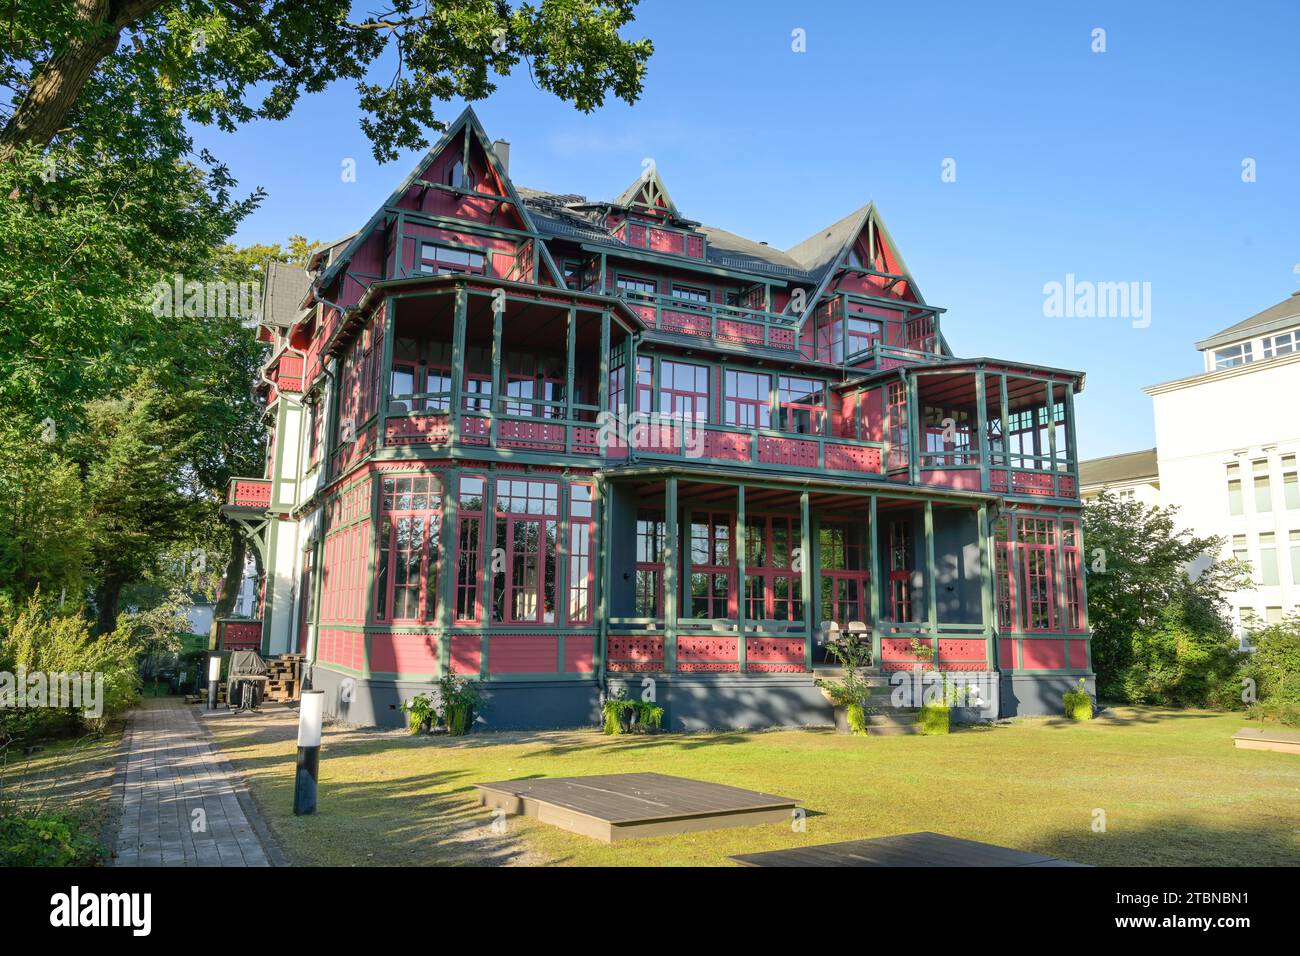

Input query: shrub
[1063,679,1093,720]
[917,702,949,735]
[601,689,663,734]
[0,811,102,866]
[1242,617,1300,705]
[846,702,868,736]
[400,693,436,735]
[1116,600,1243,708]
[435,674,482,736]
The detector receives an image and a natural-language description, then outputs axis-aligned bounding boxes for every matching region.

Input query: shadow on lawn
[1018,813,1300,867]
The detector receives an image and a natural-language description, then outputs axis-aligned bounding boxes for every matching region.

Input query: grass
[204,706,1300,867]
[0,721,125,864]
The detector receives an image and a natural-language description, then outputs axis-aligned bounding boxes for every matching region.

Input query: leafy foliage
[1062,679,1093,720]
[0,811,103,866]
[1240,615,1300,722]
[1083,492,1250,703]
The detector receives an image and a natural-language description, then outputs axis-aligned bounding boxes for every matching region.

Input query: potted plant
[400,692,436,735]
[918,676,958,734]
[435,674,483,736]
[1062,678,1093,721]
[631,698,664,733]
[602,688,636,735]
[815,629,873,735]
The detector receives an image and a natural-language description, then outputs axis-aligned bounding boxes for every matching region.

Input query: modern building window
[1262,330,1297,358]
[1283,455,1299,509]
[418,242,486,276]
[616,275,656,296]
[634,510,666,616]
[1227,463,1243,515]
[660,361,709,421]
[1291,530,1300,586]
[1254,459,1272,512]
[724,370,771,428]
[1214,342,1253,369]
[1265,606,1283,625]
[1259,533,1279,586]
[1232,533,1250,568]
[777,375,825,435]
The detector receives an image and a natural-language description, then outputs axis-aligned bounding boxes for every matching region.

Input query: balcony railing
[615,290,800,353]
[225,477,272,509]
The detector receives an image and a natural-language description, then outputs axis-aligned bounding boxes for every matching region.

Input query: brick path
[111,698,272,867]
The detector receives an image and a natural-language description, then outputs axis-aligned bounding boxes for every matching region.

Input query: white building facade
[1144,291,1300,643]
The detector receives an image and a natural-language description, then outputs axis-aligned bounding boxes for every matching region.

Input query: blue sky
[193,0,1300,460]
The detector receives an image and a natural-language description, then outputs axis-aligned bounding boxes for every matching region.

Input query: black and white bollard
[207,654,222,710]
[293,690,324,816]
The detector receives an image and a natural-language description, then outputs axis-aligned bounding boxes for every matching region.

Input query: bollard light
[294,690,324,816]
[207,654,222,710]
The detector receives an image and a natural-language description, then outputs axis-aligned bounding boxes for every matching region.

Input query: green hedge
[917,703,950,735]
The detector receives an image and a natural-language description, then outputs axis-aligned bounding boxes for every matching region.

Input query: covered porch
[600,469,998,675]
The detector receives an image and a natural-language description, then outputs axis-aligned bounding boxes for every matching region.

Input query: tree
[2,0,653,163]
[1083,491,1250,702]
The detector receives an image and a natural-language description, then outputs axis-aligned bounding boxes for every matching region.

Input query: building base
[999,673,1095,717]
[607,672,835,732]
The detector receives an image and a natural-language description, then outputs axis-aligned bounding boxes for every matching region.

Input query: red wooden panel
[825,443,882,474]
[1067,639,1089,670]
[450,634,481,674]
[607,635,664,671]
[757,435,819,468]
[704,430,751,461]
[497,420,564,451]
[938,639,987,664]
[685,235,704,258]
[564,635,594,673]
[370,633,439,674]
[1020,638,1066,670]
[715,318,764,345]
[385,416,450,446]
[229,479,272,507]
[219,621,262,651]
[1011,472,1054,496]
[744,637,805,673]
[488,634,558,674]
[660,308,710,337]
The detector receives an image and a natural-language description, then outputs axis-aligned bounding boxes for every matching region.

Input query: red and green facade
[225,108,1092,729]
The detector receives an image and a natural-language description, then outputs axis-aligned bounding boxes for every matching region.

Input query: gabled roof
[612,167,680,219]
[1079,448,1159,487]
[261,261,311,328]
[1196,291,1300,351]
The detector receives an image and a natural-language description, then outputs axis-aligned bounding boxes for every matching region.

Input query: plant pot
[444,704,474,736]
[619,708,635,734]
[833,703,868,735]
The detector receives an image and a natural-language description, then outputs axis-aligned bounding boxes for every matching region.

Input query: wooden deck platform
[1233,726,1300,755]
[476,772,799,843]
[731,831,1087,867]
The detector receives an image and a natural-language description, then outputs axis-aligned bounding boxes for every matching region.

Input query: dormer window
[1214,343,1253,370]
[1262,330,1297,359]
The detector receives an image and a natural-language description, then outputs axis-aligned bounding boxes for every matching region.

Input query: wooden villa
[223,107,1093,729]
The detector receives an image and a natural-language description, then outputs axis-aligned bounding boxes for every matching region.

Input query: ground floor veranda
[241,461,1092,729]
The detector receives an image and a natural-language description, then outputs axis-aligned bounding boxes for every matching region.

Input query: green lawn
[204,707,1300,867]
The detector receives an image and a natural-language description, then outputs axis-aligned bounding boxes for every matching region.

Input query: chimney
[492,139,511,175]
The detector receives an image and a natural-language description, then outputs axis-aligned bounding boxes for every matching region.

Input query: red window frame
[1016,517,1057,632]
[374,475,442,624]
[492,478,559,624]
[744,514,802,622]
[777,375,826,435]
[567,482,595,624]
[660,360,709,421]
[887,381,909,470]
[418,241,486,276]
[689,511,734,619]
[454,475,486,623]
[818,523,870,630]
[725,370,771,429]
[889,520,914,622]
[635,357,654,415]
[1061,519,1084,631]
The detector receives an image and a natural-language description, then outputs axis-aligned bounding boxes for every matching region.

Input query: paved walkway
[111,698,273,867]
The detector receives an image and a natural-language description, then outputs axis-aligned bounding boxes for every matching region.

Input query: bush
[1116,600,1243,707]
[917,702,949,735]
[400,693,436,735]
[0,812,102,866]
[435,674,482,736]
[601,689,663,735]
[1063,679,1093,720]
[846,702,868,736]
[1242,618,1300,704]
[1246,699,1300,727]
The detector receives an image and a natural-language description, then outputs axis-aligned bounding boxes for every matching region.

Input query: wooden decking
[1233,726,1300,755]
[476,772,799,843]
[731,831,1086,867]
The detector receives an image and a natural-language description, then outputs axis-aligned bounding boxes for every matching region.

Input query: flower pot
[444,703,474,736]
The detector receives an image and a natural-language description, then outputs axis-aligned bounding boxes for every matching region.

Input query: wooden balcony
[224,477,272,510]
[616,290,800,354]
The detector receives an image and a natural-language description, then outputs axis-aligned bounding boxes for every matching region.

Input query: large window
[454,476,485,622]
[886,381,909,470]
[1227,462,1244,515]
[568,483,594,624]
[819,523,869,630]
[888,521,914,622]
[660,361,709,421]
[689,512,733,619]
[1262,330,1297,358]
[1017,517,1056,632]
[616,275,656,296]
[492,478,559,624]
[744,515,802,622]
[671,285,709,304]
[725,370,771,428]
[1061,520,1083,630]
[375,475,442,623]
[923,406,974,466]
[635,510,666,616]
[1254,459,1272,512]
[777,376,825,434]
[1214,343,1252,369]
[1285,455,1299,509]
[419,242,486,276]
[1259,532,1279,586]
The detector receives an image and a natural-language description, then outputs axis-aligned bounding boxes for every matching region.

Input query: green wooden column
[597,309,611,424]
[974,369,989,491]
[907,374,920,484]
[594,476,609,681]
[448,283,468,445]
[868,494,882,665]
[924,499,938,659]
[564,306,577,448]
[1045,380,1058,497]
[478,470,496,679]
[489,295,503,448]
[1064,384,1080,490]
[978,502,995,669]
[800,490,813,671]
[736,484,747,672]
[436,470,457,680]
[664,476,679,673]
[377,295,396,448]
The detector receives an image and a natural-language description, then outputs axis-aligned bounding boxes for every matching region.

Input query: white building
[1142,291,1300,643]
[1079,448,1161,507]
